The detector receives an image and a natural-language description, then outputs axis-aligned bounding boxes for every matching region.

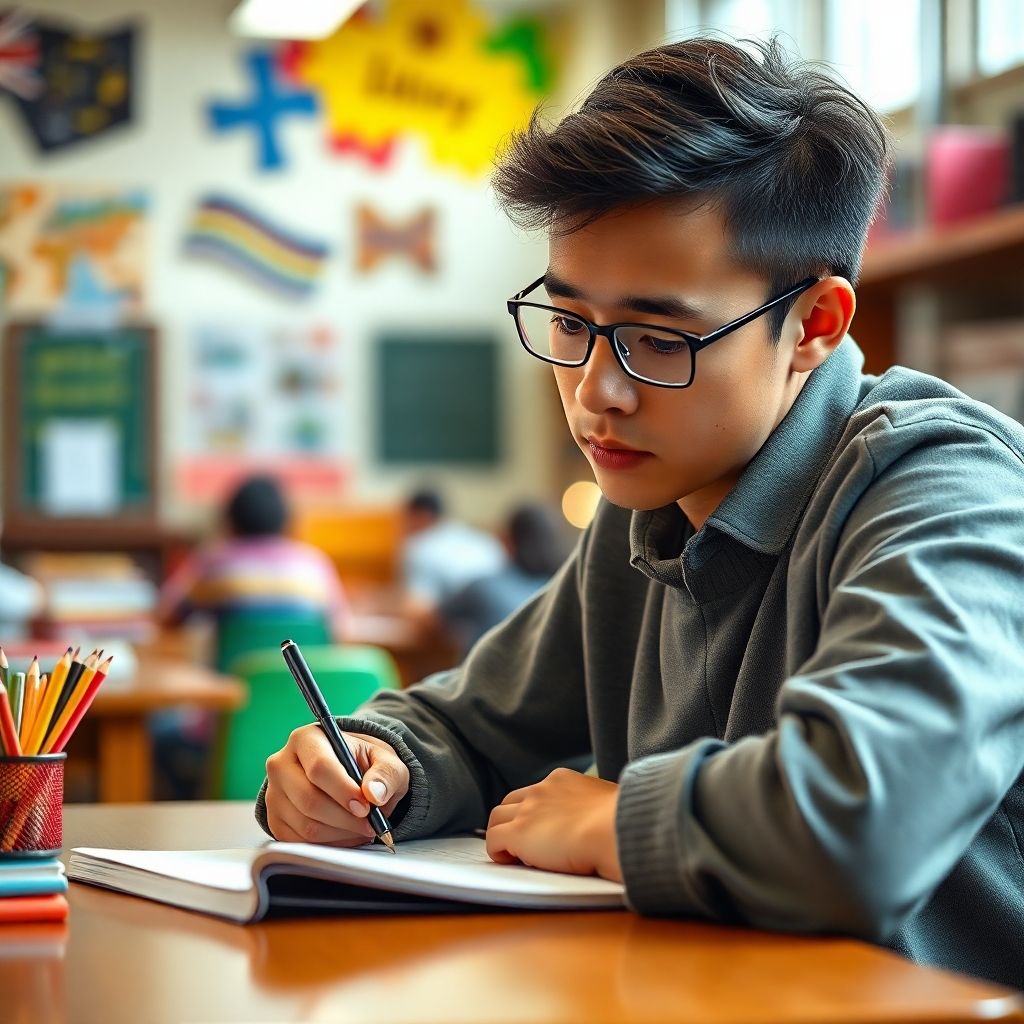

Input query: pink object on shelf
[926,126,1010,227]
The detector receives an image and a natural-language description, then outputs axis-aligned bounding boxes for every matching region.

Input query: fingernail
[348,799,366,816]
[368,780,387,804]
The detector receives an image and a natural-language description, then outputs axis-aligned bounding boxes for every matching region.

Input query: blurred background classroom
[1,0,1023,804]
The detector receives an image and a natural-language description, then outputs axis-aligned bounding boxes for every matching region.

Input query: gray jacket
[257,338,1024,989]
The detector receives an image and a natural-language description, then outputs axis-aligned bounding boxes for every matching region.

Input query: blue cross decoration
[207,50,317,171]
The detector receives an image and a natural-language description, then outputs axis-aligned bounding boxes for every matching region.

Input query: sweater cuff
[616,739,725,915]
[252,714,432,841]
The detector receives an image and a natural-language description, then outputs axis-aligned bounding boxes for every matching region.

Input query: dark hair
[225,475,288,537]
[508,503,571,577]
[493,35,891,339]
[407,488,444,519]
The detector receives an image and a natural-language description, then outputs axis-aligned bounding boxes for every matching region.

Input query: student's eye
[637,333,687,355]
[550,315,588,336]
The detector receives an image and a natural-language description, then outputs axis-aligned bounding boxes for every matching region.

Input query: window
[976,0,1024,76]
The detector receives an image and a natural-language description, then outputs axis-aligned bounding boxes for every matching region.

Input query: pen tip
[380,831,396,853]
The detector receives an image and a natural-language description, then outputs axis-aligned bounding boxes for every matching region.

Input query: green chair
[214,644,402,800]
[213,610,332,674]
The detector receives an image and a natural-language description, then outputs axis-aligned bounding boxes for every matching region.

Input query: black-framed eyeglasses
[506,275,819,388]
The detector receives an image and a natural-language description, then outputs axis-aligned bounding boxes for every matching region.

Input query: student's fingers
[267,788,372,846]
[273,753,374,835]
[357,738,410,809]
[486,803,518,830]
[484,822,521,865]
[289,725,364,805]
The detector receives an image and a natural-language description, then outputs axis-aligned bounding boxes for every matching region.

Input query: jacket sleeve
[616,423,1024,940]
[256,532,593,839]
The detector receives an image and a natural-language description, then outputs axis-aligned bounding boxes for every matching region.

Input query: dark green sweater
[257,338,1024,989]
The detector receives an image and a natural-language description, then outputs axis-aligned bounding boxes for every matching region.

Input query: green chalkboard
[376,334,500,465]
[2,322,157,523]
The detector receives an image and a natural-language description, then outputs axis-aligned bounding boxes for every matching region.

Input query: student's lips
[585,438,652,470]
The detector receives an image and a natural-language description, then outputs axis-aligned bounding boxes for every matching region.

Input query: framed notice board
[1,321,158,533]
[375,333,500,465]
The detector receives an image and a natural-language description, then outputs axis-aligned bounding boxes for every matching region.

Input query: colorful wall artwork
[1,14,136,152]
[182,194,330,300]
[0,182,148,315]
[207,49,318,171]
[0,10,42,100]
[178,321,346,500]
[355,204,436,274]
[282,0,553,174]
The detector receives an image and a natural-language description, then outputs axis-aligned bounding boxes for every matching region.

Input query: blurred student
[159,474,348,639]
[400,488,506,608]
[439,503,571,654]
[154,474,348,798]
[0,517,44,640]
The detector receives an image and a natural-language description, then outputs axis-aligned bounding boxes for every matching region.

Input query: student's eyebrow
[543,271,714,324]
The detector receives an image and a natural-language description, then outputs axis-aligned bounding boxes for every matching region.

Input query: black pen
[280,639,396,853]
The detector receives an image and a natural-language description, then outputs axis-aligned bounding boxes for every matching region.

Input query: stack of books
[0,858,68,923]
[26,553,158,643]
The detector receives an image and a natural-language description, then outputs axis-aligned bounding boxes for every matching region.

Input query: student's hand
[485,768,623,882]
[264,725,409,847]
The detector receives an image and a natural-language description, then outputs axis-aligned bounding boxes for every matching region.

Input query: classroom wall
[0,0,593,530]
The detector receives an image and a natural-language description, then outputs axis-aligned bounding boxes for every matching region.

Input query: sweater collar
[629,336,865,583]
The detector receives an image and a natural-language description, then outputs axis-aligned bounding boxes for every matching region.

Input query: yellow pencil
[41,658,100,755]
[17,658,40,750]
[25,648,71,756]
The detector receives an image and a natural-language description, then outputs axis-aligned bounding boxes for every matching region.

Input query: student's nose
[575,335,640,416]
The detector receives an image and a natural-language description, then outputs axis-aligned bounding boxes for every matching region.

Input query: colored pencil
[0,682,21,756]
[25,649,71,756]
[17,659,40,751]
[41,655,100,756]
[0,646,7,688]
[8,671,24,735]
[43,648,89,748]
[49,655,112,755]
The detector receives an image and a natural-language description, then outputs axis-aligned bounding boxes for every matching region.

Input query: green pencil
[8,672,25,734]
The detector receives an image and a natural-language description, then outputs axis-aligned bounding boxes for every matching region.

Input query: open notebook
[67,837,626,922]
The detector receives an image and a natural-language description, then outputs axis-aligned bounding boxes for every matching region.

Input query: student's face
[545,198,830,526]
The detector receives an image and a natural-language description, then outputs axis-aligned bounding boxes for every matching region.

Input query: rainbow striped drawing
[183,194,330,299]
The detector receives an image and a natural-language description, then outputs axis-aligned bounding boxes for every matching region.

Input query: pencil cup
[0,754,66,858]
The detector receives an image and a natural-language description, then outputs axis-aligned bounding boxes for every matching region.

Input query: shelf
[859,203,1024,287]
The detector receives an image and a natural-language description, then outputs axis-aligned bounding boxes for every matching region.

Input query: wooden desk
[3,803,1019,1024]
[67,654,245,803]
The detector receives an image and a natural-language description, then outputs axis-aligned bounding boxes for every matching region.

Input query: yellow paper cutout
[293,0,542,175]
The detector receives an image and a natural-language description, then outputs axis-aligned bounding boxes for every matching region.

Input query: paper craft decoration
[207,50,317,171]
[183,194,329,300]
[5,16,135,153]
[283,0,552,174]
[0,183,148,315]
[0,9,42,99]
[355,204,435,273]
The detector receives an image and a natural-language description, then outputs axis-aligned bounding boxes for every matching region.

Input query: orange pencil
[25,649,71,756]
[17,658,41,750]
[41,655,101,755]
[50,656,112,754]
[0,682,21,756]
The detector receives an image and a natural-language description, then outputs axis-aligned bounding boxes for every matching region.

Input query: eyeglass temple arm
[509,275,547,302]
[691,277,820,351]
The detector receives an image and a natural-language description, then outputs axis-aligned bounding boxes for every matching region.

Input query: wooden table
[3,803,1020,1024]
[67,653,245,803]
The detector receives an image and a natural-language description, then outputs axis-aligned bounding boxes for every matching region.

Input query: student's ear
[788,276,856,374]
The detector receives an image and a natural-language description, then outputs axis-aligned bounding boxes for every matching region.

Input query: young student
[400,488,507,608]
[257,37,1024,989]
[438,502,572,655]
[159,474,348,639]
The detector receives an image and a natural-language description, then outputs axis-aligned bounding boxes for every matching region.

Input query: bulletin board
[1,322,158,533]
[375,333,500,465]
